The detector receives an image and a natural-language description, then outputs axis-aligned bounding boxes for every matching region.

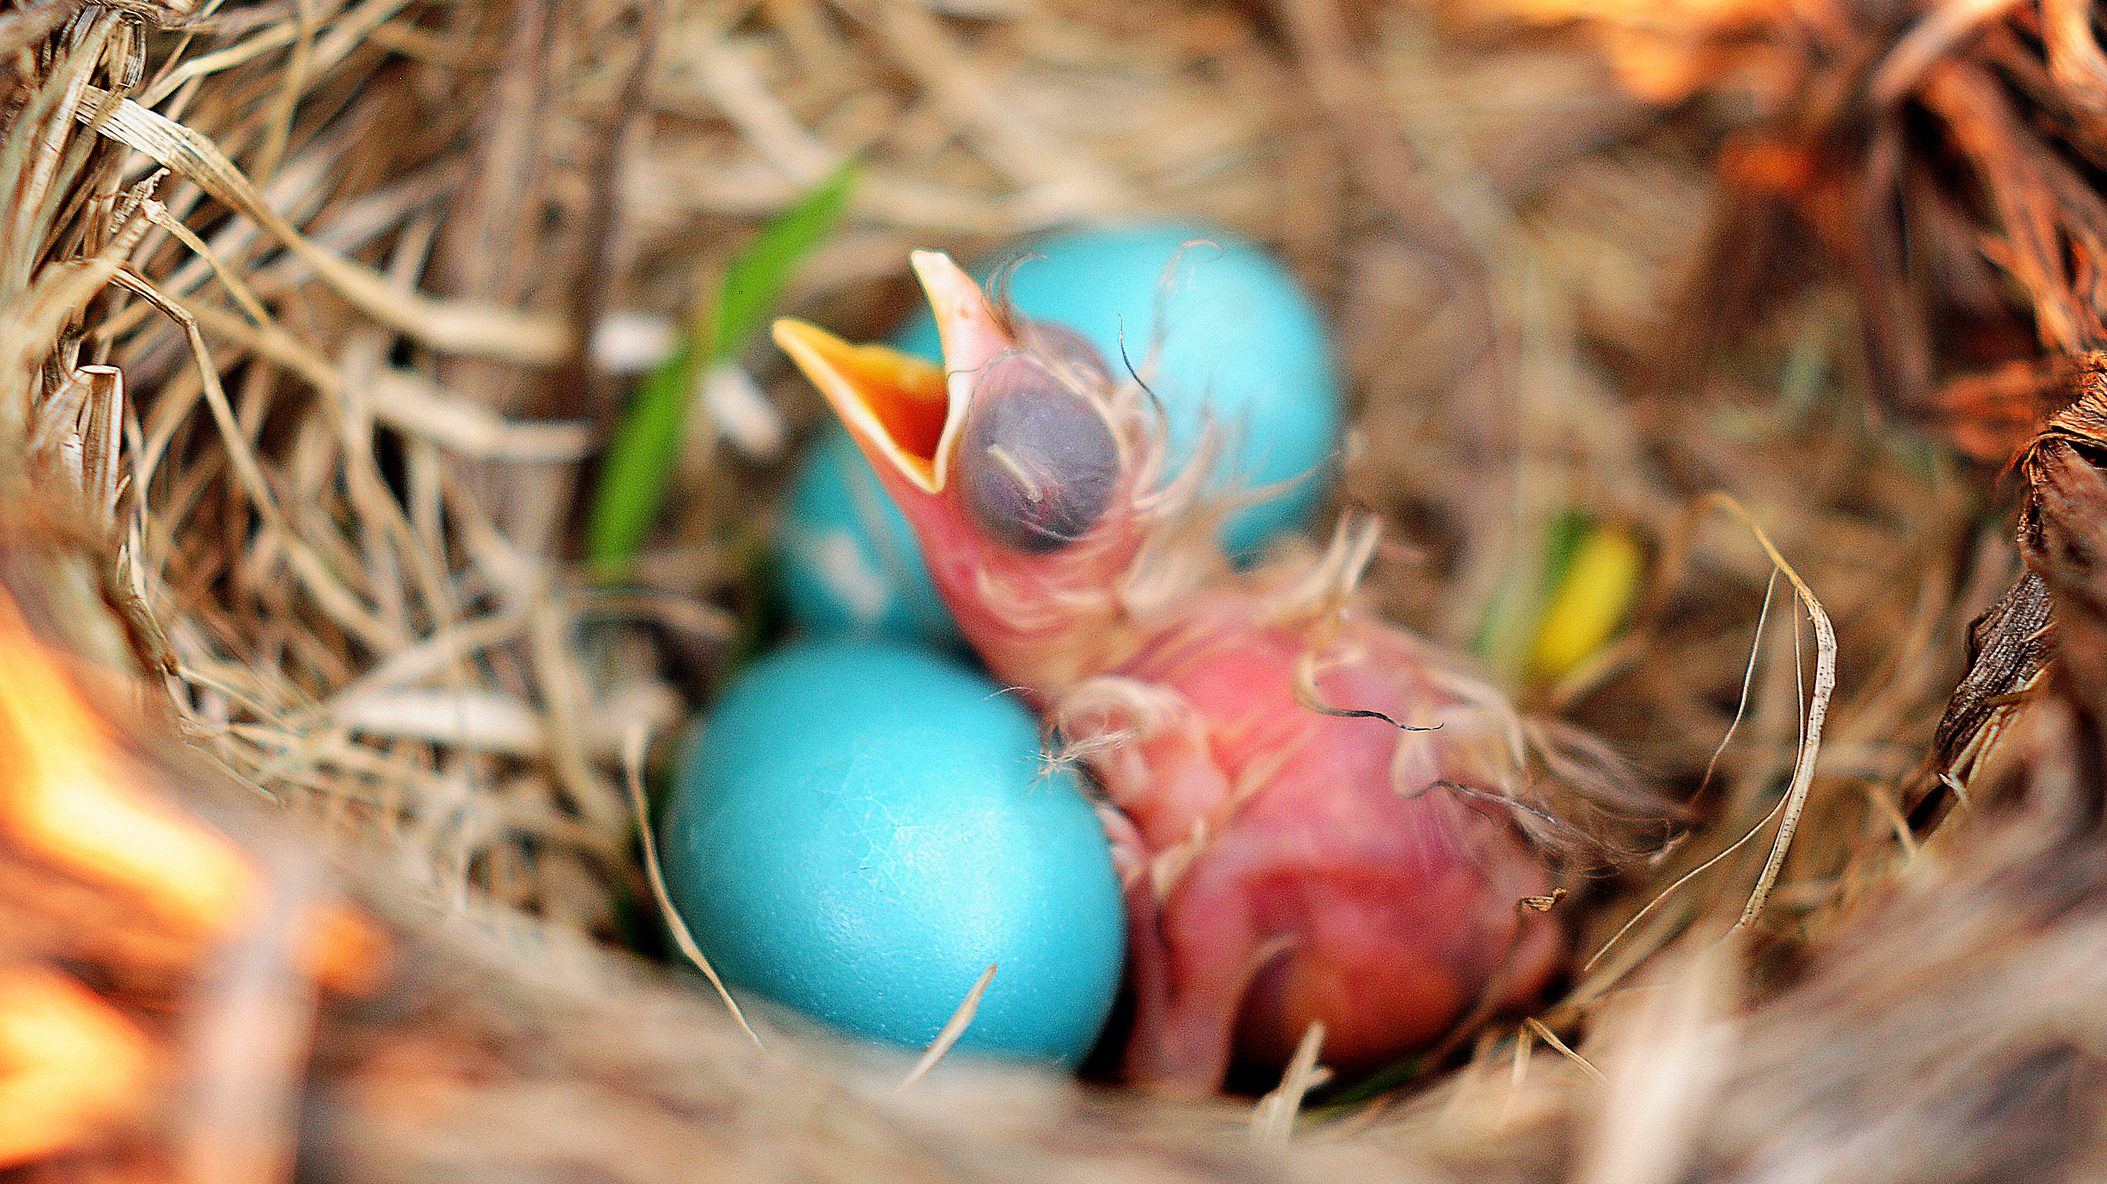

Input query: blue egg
[659,640,1125,1067]
[778,429,961,645]
[780,220,1342,643]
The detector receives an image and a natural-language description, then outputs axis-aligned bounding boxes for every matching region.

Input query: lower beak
[771,320,950,494]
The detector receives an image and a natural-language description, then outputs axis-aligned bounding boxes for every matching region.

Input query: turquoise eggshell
[659,640,1125,1067]
[779,220,1342,643]
[778,428,961,645]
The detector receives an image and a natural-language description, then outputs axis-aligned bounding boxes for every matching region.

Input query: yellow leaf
[1529,525,1644,679]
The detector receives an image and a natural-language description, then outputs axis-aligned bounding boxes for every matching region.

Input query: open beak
[772,250,1017,495]
[771,319,951,494]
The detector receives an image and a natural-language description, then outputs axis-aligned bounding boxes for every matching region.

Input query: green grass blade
[705,159,859,359]
[587,342,696,581]
[586,161,859,583]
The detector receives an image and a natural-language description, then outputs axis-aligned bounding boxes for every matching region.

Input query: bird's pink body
[1078,595,1561,1081]
[776,253,1596,1093]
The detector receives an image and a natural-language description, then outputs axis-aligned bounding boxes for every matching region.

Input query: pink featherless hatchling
[772,251,1652,1095]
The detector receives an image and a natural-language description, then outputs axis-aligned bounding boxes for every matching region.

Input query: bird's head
[773,251,1212,697]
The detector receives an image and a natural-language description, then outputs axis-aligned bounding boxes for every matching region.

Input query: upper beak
[772,319,950,493]
[907,249,1014,380]
[772,250,1019,495]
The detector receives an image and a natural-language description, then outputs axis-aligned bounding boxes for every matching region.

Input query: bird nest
[4,0,2105,1177]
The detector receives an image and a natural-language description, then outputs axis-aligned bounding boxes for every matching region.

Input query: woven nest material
[5,0,2107,1178]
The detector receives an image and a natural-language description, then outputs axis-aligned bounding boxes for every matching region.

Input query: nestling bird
[773,251,1647,1094]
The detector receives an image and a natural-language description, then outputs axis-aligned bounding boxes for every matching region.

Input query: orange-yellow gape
[775,253,1624,1093]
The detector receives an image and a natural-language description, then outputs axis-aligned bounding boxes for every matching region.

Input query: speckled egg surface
[779,219,1342,643]
[658,640,1125,1066]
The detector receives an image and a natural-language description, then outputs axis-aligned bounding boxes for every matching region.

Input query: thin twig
[1522,1017,1606,1085]
[620,726,762,1049]
[896,963,997,1092]
[1250,1023,1331,1146]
